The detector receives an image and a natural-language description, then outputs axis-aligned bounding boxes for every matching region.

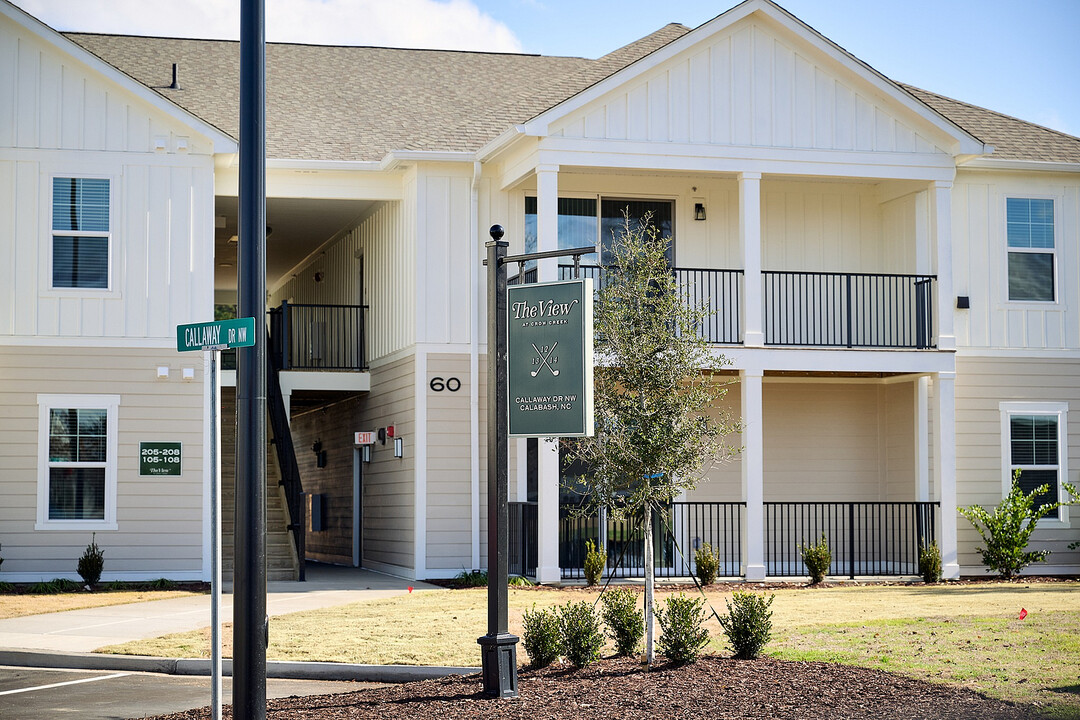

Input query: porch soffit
[522,0,985,162]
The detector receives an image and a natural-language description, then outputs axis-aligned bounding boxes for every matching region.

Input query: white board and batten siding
[0,12,217,341]
[953,170,1080,351]
[548,18,948,160]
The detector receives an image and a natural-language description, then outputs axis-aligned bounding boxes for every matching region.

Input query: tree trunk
[644,501,655,665]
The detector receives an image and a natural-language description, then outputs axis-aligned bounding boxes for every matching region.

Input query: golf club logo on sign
[507,279,593,437]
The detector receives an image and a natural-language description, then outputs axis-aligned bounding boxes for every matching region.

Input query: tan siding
[425,353,474,567]
[0,345,205,577]
[884,382,916,501]
[954,356,1079,571]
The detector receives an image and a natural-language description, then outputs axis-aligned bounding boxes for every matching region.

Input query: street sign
[176,317,257,352]
[140,441,182,476]
[507,278,593,437]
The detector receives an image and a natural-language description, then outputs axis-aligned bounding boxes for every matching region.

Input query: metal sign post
[478,227,595,698]
[177,323,254,720]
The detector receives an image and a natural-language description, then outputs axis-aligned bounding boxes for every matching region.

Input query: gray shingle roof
[65,27,1080,165]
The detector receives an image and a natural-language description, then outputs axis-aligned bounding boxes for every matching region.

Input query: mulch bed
[148,656,1037,719]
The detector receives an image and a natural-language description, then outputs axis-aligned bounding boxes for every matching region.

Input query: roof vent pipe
[169,63,180,90]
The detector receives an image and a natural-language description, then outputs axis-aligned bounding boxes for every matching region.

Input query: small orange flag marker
[1019,608,1027,620]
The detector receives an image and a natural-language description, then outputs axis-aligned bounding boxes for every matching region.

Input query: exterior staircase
[220,393,300,582]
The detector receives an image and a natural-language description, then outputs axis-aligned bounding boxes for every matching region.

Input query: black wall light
[694,202,707,221]
[311,439,327,468]
[956,296,970,309]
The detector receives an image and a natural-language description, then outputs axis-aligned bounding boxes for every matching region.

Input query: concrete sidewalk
[0,564,445,656]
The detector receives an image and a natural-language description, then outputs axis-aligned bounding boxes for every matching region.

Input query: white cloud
[10,0,523,51]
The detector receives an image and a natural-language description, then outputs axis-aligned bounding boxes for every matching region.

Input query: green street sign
[176,317,256,352]
[507,279,593,437]
[140,441,182,476]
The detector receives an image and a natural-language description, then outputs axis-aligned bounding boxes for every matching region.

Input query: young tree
[563,215,738,664]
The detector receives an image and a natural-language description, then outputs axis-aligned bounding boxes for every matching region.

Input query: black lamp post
[477,224,519,698]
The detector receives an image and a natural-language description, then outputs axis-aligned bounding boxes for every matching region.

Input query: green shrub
[52,578,83,593]
[146,578,177,591]
[959,471,1062,579]
[77,534,105,587]
[918,541,943,583]
[0,542,4,571]
[656,593,710,665]
[599,586,644,657]
[0,581,15,593]
[694,542,720,586]
[105,581,129,592]
[800,533,831,585]
[719,591,774,660]
[453,569,488,587]
[558,600,604,668]
[521,604,562,668]
[583,540,606,586]
[29,578,82,594]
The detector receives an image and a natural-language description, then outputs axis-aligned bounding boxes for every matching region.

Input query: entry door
[352,448,363,567]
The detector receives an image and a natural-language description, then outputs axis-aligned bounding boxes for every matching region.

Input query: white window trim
[999,401,1069,529]
[36,394,120,531]
[1004,194,1059,305]
[44,173,119,297]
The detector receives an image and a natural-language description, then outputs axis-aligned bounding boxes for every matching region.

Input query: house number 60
[429,376,461,392]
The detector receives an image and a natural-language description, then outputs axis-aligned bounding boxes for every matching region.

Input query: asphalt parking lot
[0,665,382,719]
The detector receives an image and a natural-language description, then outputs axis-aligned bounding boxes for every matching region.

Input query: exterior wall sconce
[394,437,404,458]
[956,296,970,309]
[312,439,327,468]
[694,202,707,221]
[361,445,371,463]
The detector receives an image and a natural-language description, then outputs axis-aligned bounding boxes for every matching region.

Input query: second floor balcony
[553,265,937,350]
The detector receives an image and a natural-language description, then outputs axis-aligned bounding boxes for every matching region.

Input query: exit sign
[176,317,256,352]
[354,431,376,445]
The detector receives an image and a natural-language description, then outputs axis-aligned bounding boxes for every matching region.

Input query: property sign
[140,441,182,476]
[176,317,257,352]
[507,279,593,437]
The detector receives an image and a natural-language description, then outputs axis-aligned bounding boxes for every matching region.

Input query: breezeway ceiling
[214,196,374,291]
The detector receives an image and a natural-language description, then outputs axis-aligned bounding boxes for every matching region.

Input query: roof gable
[531,0,986,158]
[0,0,235,153]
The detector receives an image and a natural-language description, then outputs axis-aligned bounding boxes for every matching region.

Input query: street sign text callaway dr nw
[176,317,257,352]
[507,278,593,437]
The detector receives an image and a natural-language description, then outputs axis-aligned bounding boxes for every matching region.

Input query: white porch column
[931,181,955,351]
[535,163,562,583]
[536,164,560,282]
[915,376,930,503]
[933,371,960,579]
[741,369,765,580]
[739,172,764,347]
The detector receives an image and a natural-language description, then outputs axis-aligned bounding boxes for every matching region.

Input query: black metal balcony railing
[268,302,367,370]
[763,271,936,349]
[763,501,938,578]
[554,264,744,344]
[558,502,746,580]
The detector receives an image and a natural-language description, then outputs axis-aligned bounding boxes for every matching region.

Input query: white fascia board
[713,346,956,375]
[278,370,371,395]
[379,150,476,171]
[958,157,1080,174]
[536,137,957,182]
[523,0,984,158]
[476,125,528,162]
[268,158,383,172]
[1,1,237,154]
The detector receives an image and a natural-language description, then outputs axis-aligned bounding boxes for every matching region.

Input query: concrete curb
[0,649,479,683]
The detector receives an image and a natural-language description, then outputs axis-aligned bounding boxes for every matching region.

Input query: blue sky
[12,0,1079,136]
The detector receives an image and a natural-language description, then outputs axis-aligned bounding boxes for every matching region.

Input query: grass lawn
[97,581,1080,718]
[0,590,202,620]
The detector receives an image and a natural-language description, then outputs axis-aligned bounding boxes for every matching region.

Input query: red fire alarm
[386,425,396,438]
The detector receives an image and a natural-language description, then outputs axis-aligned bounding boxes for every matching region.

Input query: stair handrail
[266,327,306,581]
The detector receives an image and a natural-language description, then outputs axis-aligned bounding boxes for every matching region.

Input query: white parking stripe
[0,672,130,696]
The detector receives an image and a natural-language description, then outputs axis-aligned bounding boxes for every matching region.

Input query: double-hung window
[1006,197,1055,302]
[37,395,120,529]
[52,177,111,290]
[1000,402,1068,522]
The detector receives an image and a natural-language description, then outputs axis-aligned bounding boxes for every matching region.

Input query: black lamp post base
[477,632,519,698]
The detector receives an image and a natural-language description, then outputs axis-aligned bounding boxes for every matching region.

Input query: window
[1000,402,1068,522]
[37,395,119,529]
[1007,197,1054,302]
[524,196,673,269]
[52,177,110,290]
